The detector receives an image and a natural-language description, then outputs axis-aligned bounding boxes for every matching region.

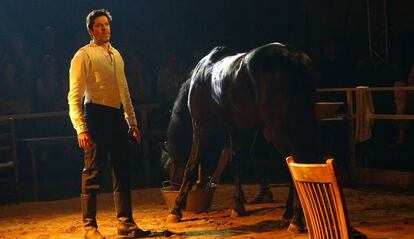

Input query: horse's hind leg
[280,182,293,228]
[229,132,252,217]
[229,151,246,217]
[166,127,207,223]
[287,187,306,233]
[249,130,274,204]
[279,182,306,233]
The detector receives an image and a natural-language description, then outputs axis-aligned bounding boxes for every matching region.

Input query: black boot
[81,194,105,239]
[114,191,149,237]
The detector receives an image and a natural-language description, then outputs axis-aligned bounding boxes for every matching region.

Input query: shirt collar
[90,40,113,52]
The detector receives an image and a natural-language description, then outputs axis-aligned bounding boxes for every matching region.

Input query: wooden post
[346,90,356,179]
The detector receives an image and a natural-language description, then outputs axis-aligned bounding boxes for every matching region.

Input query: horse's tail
[246,43,315,100]
[246,43,319,163]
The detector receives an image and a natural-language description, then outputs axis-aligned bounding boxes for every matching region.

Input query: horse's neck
[166,80,193,167]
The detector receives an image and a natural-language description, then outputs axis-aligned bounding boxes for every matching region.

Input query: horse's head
[160,141,185,186]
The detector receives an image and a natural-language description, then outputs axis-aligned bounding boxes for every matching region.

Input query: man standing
[68,9,147,239]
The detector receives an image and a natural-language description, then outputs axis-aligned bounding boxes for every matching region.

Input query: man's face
[88,16,111,45]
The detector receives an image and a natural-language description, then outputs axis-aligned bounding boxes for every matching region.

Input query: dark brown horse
[164,42,319,231]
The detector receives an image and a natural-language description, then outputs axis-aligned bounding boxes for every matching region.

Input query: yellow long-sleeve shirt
[68,42,138,134]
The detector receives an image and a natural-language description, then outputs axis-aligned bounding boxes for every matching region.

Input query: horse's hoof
[230,209,246,217]
[287,222,307,234]
[351,227,368,239]
[279,217,291,229]
[248,190,274,204]
[166,213,182,223]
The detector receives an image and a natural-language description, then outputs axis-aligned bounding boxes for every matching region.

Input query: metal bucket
[161,181,216,212]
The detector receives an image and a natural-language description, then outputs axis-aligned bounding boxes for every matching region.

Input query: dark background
[1,0,414,201]
[1,0,413,64]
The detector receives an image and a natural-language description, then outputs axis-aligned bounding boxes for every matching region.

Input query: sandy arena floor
[1,184,414,238]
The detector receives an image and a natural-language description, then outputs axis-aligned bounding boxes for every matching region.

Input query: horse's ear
[160,141,169,153]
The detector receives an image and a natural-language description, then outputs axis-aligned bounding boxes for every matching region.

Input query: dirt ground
[1,184,414,239]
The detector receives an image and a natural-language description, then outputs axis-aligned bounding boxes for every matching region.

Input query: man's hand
[78,131,94,150]
[129,125,141,144]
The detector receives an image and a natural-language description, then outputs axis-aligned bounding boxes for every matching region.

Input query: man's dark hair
[86,9,112,30]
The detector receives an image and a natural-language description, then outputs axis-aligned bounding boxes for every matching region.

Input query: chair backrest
[0,118,20,202]
[286,156,351,239]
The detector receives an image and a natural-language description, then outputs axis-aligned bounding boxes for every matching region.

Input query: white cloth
[355,86,375,143]
[68,41,137,134]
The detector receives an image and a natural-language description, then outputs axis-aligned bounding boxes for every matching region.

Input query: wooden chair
[286,156,351,239]
[0,118,20,202]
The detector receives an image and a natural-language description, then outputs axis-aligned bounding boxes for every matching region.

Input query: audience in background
[153,53,187,129]
[0,58,32,115]
[0,20,412,162]
[3,34,35,84]
[126,53,153,103]
[38,26,60,57]
[317,37,356,90]
[156,54,186,106]
[149,30,170,74]
[33,54,67,112]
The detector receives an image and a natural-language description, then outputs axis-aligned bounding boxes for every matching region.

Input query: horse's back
[189,47,252,129]
[188,42,316,131]
[245,42,312,76]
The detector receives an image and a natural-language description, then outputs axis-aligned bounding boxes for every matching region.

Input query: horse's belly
[228,106,261,129]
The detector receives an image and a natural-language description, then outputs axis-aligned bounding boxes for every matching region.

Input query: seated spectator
[354,51,375,87]
[317,37,355,102]
[156,54,186,105]
[316,37,355,168]
[0,58,32,115]
[3,33,35,83]
[391,62,414,147]
[126,53,153,103]
[39,26,60,56]
[155,54,187,129]
[33,54,67,112]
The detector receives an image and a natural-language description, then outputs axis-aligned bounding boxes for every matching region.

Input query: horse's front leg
[166,130,203,223]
